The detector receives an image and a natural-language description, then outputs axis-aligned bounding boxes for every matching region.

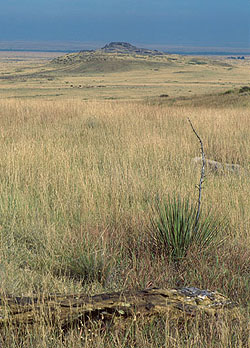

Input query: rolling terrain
[0,42,249,102]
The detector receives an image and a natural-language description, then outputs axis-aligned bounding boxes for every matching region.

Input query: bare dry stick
[188,118,205,227]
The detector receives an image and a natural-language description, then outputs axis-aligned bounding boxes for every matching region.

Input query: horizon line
[0,40,249,52]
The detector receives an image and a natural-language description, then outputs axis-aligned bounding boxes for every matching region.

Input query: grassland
[0,51,249,347]
[1,50,250,102]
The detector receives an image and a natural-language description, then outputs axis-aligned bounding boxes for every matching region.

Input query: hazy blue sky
[0,0,249,49]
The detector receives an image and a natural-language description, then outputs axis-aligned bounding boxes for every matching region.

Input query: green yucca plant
[149,118,226,261]
[150,195,225,261]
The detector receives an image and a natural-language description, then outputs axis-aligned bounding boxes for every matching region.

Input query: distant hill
[50,42,234,75]
[50,42,172,74]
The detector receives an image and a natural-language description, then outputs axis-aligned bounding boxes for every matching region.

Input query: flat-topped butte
[100,42,164,56]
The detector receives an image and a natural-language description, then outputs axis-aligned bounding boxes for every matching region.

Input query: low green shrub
[223,89,234,95]
[239,86,250,94]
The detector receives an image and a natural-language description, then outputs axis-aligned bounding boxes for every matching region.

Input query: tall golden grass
[0,99,249,347]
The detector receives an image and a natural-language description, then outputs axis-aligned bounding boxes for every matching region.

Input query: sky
[0,0,249,50]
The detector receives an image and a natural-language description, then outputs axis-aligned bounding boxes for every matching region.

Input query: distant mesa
[100,42,164,56]
[51,41,167,73]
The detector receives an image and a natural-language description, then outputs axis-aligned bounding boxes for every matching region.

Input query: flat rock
[192,157,241,173]
[0,287,238,330]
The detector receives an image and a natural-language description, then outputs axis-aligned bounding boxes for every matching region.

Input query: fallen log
[0,287,238,330]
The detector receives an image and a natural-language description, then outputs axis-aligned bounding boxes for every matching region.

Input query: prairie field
[0,52,249,347]
[1,50,250,101]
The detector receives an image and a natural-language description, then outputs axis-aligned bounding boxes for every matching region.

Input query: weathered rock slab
[192,157,241,173]
[0,287,238,330]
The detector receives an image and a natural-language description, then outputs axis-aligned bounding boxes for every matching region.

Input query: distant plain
[0,50,250,104]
